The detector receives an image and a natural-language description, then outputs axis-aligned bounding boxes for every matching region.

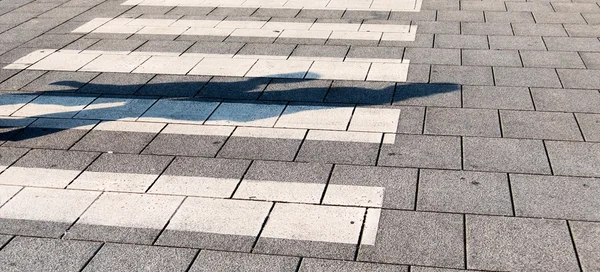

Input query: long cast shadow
[0,72,459,142]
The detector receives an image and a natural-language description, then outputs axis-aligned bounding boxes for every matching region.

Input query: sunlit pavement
[0,0,599,271]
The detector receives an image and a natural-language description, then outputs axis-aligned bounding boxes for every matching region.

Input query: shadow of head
[1,72,460,141]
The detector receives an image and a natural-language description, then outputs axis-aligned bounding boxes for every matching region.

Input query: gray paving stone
[253,8,299,18]
[83,243,197,272]
[461,22,513,35]
[582,13,600,24]
[394,83,461,108]
[0,47,43,64]
[296,138,380,165]
[389,10,437,21]
[380,34,434,48]
[21,34,81,48]
[86,153,172,174]
[460,0,507,11]
[218,135,302,161]
[558,69,600,89]
[5,126,89,150]
[162,156,250,178]
[412,21,460,34]
[512,23,568,36]
[0,147,28,166]
[247,161,332,185]
[346,46,403,59]
[546,141,600,177]
[463,137,551,174]
[405,64,430,83]
[421,0,460,10]
[125,5,174,15]
[78,73,154,95]
[87,39,145,52]
[564,24,600,38]
[379,134,461,169]
[431,65,494,86]
[570,221,600,272]
[136,75,210,97]
[466,215,579,271]
[396,106,426,134]
[190,250,298,272]
[71,129,158,154]
[533,12,586,24]
[484,11,535,23]
[237,43,295,57]
[544,37,600,52]
[511,174,600,221]
[21,71,98,92]
[0,69,19,86]
[531,88,600,113]
[437,10,484,22]
[488,35,546,50]
[185,41,245,55]
[296,9,344,19]
[135,40,194,54]
[0,237,101,272]
[12,148,97,170]
[208,7,256,16]
[581,52,600,69]
[0,70,46,91]
[325,81,395,104]
[197,77,269,100]
[329,165,417,209]
[506,2,553,12]
[276,37,326,45]
[501,110,583,141]
[0,235,10,247]
[462,86,534,110]
[425,107,501,137]
[225,35,277,44]
[552,2,600,12]
[358,210,464,268]
[299,258,407,272]
[410,267,481,272]
[418,169,512,215]
[260,78,330,102]
[494,67,561,88]
[342,10,390,20]
[521,51,586,68]
[404,48,460,65]
[291,45,349,58]
[576,113,600,142]
[143,133,227,157]
[166,7,214,16]
[434,34,488,49]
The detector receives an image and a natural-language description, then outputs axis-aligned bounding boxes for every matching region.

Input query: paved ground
[0,0,600,271]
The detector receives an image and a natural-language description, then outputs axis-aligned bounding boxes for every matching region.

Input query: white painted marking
[10,49,56,65]
[28,51,99,71]
[276,105,354,130]
[205,102,286,127]
[161,124,234,136]
[93,120,165,133]
[307,61,370,81]
[189,57,257,77]
[0,185,21,206]
[234,180,325,203]
[0,187,100,223]
[349,108,400,133]
[366,62,410,82]
[245,59,312,79]
[68,171,159,192]
[165,197,272,236]
[138,99,220,124]
[261,203,365,244]
[360,208,382,245]
[12,94,97,118]
[76,192,183,228]
[322,184,385,207]
[72,18,112,33]
[0,167,81,188]
[80,54,150,73]
[306,130,382,144]
[232,127,306,140]
[132,55,203,75]
[329,31,382,41]
[0,94,38,116]
[74,97,157,121]
[149,175,240,198]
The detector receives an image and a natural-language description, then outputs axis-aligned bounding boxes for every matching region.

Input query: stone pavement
[0,0,599,270]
